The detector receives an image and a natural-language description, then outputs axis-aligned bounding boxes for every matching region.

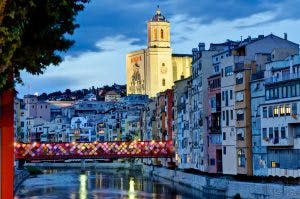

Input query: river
[14,168,213,199]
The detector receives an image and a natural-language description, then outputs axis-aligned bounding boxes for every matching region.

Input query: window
[285,104,291,116]
[226,110,229,126]
[291,84,296,97]
[282,86,287,98]
[222,111,225,121]
[269,127,273,139]
[236,91,244,102]
[274,106,278,117]
[236,72,243,84]
[279,106,285,116]
[263,107,267,118]
[223,146,226,155]
[237,128,244,141]
[236,109,244,121]
[237,149,245,167]
[222,91,224,101]
[162,78,166,86]
[281,127,286,139]
[21,121,24,127]
[266,90,270,100]
[292,103,298,115]
[271,161,279,168]
[223,132,226,140]
[230,90,233,100]
[225,66,233,76]
[160,29,164,39]
[230,110,233,120]
[210,159,215,166]
[225,91,229,106]
[162,63,165,66]
[268,106,273,117]
[262,128,267,139]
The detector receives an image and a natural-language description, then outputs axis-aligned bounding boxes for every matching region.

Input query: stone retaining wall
[143,165,300,199]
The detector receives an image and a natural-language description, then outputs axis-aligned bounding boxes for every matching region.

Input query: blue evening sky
[16,0,300,97]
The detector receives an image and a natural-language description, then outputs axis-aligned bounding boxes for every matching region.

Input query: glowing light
[128,177,135,199]
[79,174,87,199]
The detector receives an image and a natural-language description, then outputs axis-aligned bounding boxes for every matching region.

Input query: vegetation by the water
[25,166,43,175]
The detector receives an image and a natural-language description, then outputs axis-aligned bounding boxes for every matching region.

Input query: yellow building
[126,7,192,97]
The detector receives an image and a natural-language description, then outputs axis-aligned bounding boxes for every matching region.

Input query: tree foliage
[0,0,89,91]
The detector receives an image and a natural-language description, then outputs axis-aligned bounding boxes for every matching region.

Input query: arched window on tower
[161,29,164,39]
[154,28,157,40]
[162,78,166,86]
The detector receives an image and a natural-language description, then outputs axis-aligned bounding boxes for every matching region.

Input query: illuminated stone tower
[145,6,173,97]
[126,7,192,97]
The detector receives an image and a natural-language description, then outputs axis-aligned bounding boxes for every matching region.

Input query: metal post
[0,89,14,199]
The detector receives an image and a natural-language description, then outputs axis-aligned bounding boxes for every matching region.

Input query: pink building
[207,74,222,173]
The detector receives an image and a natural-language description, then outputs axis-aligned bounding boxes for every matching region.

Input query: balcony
[234,62,245,72]
[251,71,264,81]
[265,73,300,84]
[261,137,293,147]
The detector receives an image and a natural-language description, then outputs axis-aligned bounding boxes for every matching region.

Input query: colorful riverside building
[126,7,192,97]
[207,73,222,173]
[220,34,299,176]
[258,54,300,177]
[173,77,192,168]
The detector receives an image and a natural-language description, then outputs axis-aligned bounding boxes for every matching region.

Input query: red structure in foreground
[14,140,174,160]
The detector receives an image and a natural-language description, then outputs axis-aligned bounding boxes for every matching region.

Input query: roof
[172,53,192,57]
[150,6,168,22]
[105,91,119,95]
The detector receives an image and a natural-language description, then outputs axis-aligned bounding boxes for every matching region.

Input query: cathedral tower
[126,7,192,97]
[147,7,170,48]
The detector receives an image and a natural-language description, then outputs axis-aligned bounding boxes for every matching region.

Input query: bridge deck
[14,140,174,160]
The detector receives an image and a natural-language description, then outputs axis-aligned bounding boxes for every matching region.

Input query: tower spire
[156,5,161,15]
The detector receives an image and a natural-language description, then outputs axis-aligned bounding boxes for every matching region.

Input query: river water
[14,169,212,199]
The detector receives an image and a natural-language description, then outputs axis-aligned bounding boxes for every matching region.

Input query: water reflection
[15,169,209,199]
[129,177,135,199]
[79,174,87,199]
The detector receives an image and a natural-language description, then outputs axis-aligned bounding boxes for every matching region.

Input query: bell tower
[147,6,170,48]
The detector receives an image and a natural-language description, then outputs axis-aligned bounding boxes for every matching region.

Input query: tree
[0,0,89,90]
[0,1,89,198]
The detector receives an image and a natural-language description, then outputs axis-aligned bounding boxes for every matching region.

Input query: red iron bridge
[14,140,174,160]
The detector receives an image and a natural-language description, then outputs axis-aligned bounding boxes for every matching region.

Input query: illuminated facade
[126,7,192,97]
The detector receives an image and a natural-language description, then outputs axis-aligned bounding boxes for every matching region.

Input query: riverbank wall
[143,165,300,199]
[14,169,29,193]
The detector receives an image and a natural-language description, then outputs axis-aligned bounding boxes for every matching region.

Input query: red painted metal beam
[0,89,14,199]
[14,140,174,160]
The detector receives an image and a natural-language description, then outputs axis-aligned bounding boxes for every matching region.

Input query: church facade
[126,8,192,97]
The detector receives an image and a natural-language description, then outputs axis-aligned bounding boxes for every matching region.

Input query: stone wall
[143,165,300,199]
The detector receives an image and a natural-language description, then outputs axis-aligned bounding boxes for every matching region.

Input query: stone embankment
[14,169,30,193]
[143,165,300,199]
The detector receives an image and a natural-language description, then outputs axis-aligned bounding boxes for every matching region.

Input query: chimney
[198,43,205,51]
[284,33,287,40]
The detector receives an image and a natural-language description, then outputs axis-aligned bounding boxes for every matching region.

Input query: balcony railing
[265,73,300,84]
[251,71,264,81]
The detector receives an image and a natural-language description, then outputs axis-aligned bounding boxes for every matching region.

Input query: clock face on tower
[160,65,167,74]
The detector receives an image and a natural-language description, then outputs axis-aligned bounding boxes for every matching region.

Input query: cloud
[16,0,300,97]
[16,35,145,97]
[170,10,300,53]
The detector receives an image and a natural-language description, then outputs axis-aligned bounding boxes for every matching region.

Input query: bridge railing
[14,140,174,160]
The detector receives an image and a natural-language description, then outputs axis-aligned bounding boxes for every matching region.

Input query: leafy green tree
[0,0,89,91]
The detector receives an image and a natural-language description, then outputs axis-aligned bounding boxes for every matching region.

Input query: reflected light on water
[128,177,135,199]
[79,174,87,199]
